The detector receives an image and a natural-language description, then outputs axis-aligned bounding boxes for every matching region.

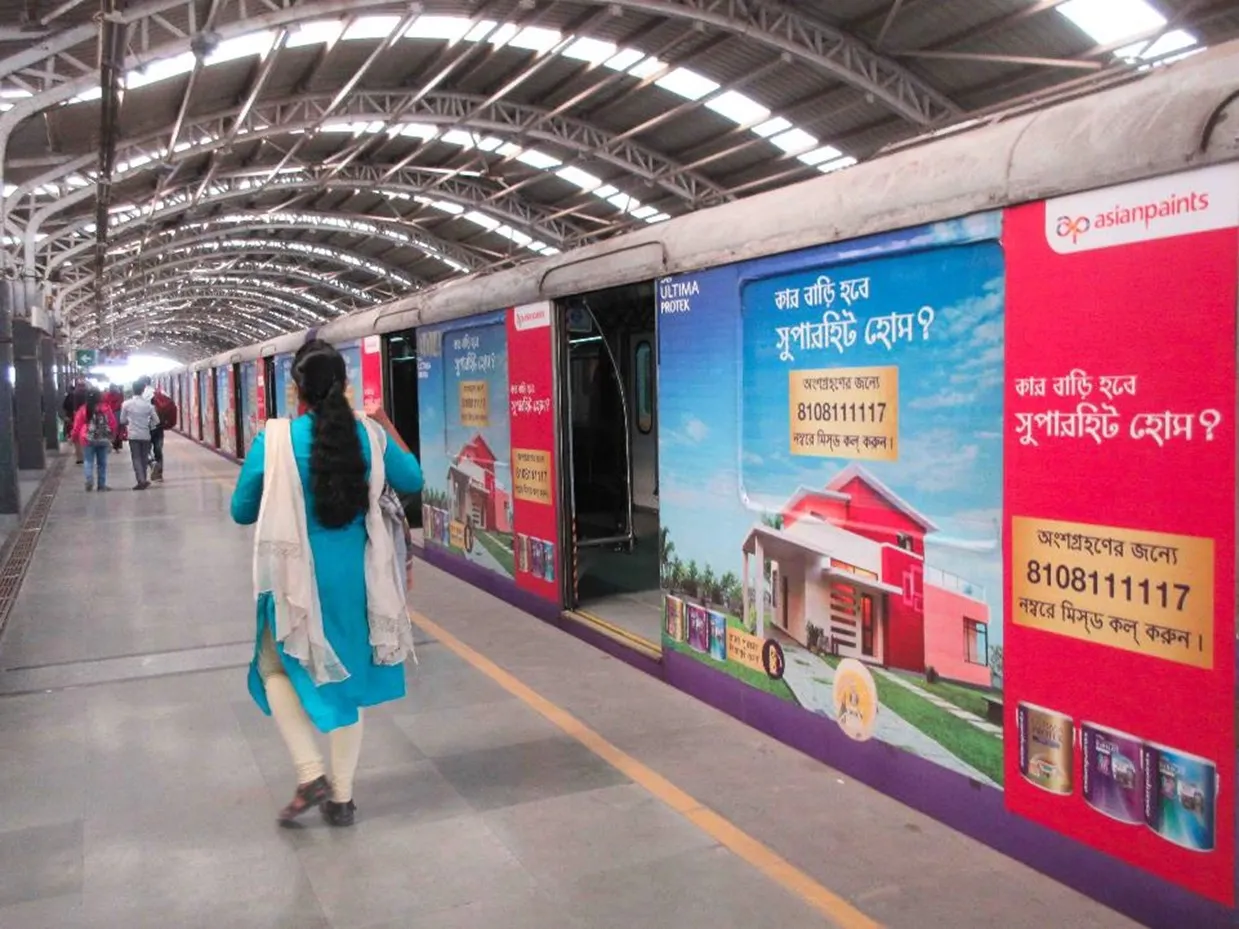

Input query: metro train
[159,42,1239,926]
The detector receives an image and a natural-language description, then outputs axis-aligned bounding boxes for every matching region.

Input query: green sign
[75,349,97,368]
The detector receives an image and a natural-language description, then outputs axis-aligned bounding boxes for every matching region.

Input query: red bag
[153,392,178,429]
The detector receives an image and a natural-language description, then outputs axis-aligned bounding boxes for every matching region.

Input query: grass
[665,638,797,703]
[889,672,995,720]
[870,673,1004,785]
[476,530,516,576]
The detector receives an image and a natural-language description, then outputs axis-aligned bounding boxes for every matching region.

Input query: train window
[635,340,653,434]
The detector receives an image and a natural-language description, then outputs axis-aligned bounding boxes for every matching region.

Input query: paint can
[1081,722,1143,825]
[686,603,710,653]
[542,541,555,582]
[663,595,685,642]
[1016,702,1073,795]
[1143,742,1217,852]
[708,610,727,661]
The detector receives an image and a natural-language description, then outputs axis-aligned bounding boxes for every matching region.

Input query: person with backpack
[70,387,117,491]
[62,379,87,464]
[105,384,125,453]
[147,380,178,482]
[230,340,423,828]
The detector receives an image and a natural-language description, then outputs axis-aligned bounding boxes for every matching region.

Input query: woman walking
[230,340,423,827]
[71,387,117,492]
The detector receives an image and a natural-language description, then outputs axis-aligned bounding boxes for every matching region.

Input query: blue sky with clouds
[658,214,1008,644]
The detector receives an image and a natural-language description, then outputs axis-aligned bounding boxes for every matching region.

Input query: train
[158,41,1239,927]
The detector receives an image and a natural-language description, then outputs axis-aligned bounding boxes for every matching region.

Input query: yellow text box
[726,627,766,673]
[512,448,552,505]
[1011,516,1215,669]
[450,520,467,551]
[788,365,898,460]
[459,380,489,427]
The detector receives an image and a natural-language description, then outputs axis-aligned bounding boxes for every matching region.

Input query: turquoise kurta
[230,415,424,732]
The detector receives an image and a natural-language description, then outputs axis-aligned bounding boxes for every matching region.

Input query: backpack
[153,392,178,429]
[86,409,112,444]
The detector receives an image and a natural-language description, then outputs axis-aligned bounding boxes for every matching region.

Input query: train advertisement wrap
[361,335,384,412]
[337,340,365,411]
[188,372,199,441]
[200,369,214,444]
[240,361,260,454]
[273,354,294,418]
[506,301,560,600]
[254,360,266,424]
[1003,165,1239,904]
[658,213,1006,786]
[217,366,236,457]
[417,311,517,579]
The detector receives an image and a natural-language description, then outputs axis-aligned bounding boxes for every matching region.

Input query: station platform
[0,434,1141,929]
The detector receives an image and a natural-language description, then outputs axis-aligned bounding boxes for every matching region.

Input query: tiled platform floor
[0,434,1141,929]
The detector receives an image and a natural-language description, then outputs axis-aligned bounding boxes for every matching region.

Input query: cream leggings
[258,628,363,803]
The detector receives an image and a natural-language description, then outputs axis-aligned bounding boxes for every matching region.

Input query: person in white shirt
[120,382,160,490]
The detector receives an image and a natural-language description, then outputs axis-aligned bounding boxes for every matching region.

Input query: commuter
[105,385,125,453]
[148,381,177,483]
[230,340,424,827]
[120,381,160,490]
[71,387,116,492]
[62,379,87,464]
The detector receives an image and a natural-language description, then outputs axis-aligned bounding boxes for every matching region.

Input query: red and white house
[741,463,991,686]
[448,434,512,533]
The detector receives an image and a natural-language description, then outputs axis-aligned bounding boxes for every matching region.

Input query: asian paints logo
[1046,165,1239,254]
[513,302,551,331]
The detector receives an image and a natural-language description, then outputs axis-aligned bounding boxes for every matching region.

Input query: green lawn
[666,639,797,703]
[870,673,1004,785]
[889,672,995,720]
[476,530,516,575]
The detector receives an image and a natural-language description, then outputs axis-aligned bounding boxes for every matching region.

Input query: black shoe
[277,775,330,827]
[321,799,356,827]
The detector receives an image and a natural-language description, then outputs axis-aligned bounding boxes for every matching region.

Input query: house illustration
[448,434,511,533]
[741,463,991,687]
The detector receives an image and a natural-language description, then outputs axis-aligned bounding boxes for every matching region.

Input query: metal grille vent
[0,459,67,640]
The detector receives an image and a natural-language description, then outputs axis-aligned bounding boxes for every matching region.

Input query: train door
[384,328,422,531]
[262,357,276,421]
[557,282,662,651]
[231,362,245,459]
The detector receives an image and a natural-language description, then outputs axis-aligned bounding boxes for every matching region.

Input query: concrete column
[0,280,19,514]
[41,335,58,451]
[13,319,46,471]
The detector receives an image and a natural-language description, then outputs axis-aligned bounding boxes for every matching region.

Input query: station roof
[2,0,1235,359]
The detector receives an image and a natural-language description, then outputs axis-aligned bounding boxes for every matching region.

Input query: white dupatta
[252,419,348,685]
[252,417,415,686]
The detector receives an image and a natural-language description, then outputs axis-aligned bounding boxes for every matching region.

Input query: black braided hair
[291,340,368,528]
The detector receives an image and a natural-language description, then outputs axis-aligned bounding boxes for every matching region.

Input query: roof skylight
[1057,0,1166,47]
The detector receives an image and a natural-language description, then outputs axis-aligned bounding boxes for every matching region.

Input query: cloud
[909,390,975,411]
[684,416,709,443]
[742,450,764,466]
[898,428,980,493]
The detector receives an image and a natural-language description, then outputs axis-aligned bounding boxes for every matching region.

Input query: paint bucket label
[708,610,728,661]
[542,540,555,582]
[664,595,685,642]
[1081,723,1143,824]
[1143,743,1217,852]
[686,603,710,653]
[1017,702,1073,795]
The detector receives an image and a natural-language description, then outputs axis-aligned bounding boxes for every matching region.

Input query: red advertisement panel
[362,335,383,410]
[506,301,561,603]
[255,360,266,422]
[1003,164,1239,904]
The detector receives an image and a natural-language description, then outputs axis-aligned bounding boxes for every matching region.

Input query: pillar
[41,335,58,451]
[13,319,45,471]
[0,280,19,514]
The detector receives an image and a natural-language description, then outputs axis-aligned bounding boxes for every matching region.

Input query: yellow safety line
[568,608,662,656]
[409,609,884,929]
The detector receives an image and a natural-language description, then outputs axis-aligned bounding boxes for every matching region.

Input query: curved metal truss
[78,292,323,344]
[71,279,338,327]
[49,209,486,277]
[33,168,580,269]
[0,0,952,127]
[60,234,421,299]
